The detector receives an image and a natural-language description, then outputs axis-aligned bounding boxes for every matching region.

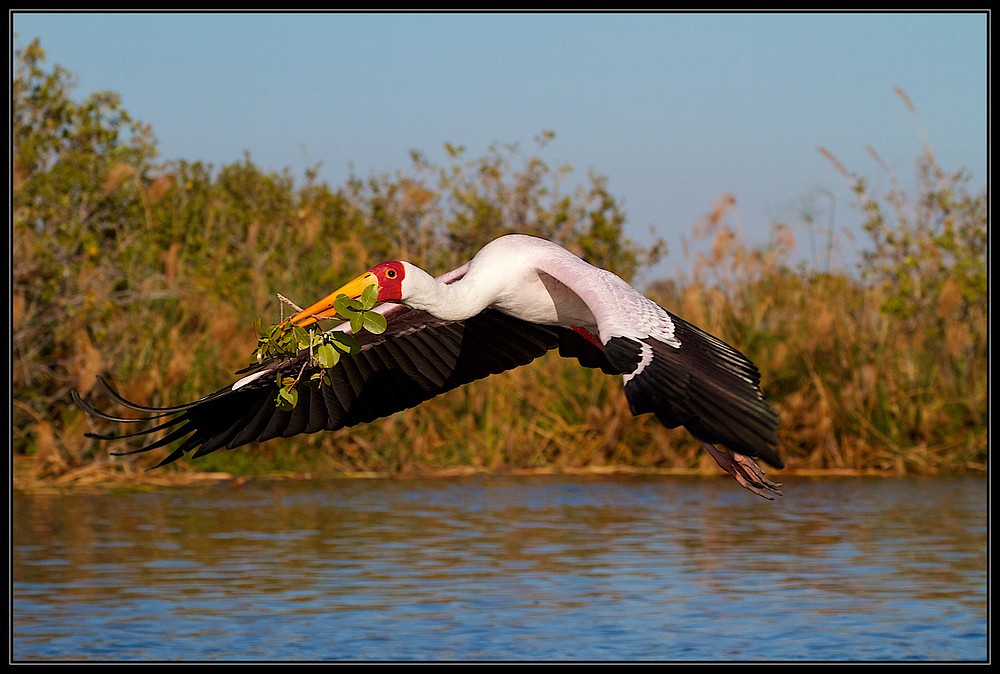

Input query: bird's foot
[700,441,783,500]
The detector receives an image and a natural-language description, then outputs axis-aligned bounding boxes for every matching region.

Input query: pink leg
[700,441,783,500]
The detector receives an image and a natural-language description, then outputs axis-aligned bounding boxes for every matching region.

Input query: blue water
[13,475,987,661]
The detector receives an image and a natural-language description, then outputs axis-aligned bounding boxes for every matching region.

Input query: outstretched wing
[533,242,782,469]
[602,314,782,468]
[73,309,619,467]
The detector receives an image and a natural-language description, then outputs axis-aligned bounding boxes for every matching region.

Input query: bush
[12,40,662,476]
[13,42,984,480]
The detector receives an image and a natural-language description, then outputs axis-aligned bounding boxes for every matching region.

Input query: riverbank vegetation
[13,40,987,487]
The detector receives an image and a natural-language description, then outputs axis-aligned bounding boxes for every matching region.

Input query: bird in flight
[75,234,783,499]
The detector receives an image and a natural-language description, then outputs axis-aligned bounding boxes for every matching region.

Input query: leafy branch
[251,284,387,410]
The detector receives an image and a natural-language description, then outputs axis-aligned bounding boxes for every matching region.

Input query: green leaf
[361,311,387,334]
[333,294,362,317]
[315,343,339,369]
[308,371,331,388]
[292,325,311,350]
[276,330,295,353]
[328,331,360,354]
[276,385,298,411]
[360,283,380,310]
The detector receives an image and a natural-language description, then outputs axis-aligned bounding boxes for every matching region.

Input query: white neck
[399,261,497,321]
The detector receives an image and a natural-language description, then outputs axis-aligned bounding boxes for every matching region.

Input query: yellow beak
[288,271,378,328]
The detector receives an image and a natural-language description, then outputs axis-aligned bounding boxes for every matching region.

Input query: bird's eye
[386,269,396,278]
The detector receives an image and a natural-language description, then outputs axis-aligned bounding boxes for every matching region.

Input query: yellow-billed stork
[74,234,783,498]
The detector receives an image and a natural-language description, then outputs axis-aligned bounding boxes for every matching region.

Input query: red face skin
[369,261,405,302]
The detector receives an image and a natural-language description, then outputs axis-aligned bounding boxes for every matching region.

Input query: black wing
[604,311,783,469]
[73,309,619,467]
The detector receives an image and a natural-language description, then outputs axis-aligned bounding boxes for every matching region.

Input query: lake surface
[13,474,987,661]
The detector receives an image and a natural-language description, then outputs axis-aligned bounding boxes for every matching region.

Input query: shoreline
[14,454,974,494]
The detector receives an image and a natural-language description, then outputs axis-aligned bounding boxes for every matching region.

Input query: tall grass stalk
[13,44,985,481]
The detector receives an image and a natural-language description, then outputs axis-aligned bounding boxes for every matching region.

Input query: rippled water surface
[13,474,987,661]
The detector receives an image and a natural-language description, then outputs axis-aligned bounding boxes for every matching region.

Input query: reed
[13,43,986,483]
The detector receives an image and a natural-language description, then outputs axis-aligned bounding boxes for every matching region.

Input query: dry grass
[13,60,985,484]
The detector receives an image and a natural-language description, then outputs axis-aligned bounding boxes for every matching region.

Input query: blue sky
[12,11,987,282]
